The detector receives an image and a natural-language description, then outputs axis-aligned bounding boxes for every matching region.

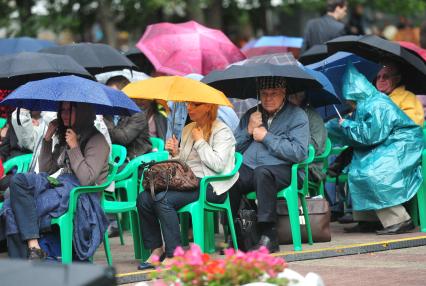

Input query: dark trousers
[7,173,40,258]
[229,163,292,223]
[136,185,226,257]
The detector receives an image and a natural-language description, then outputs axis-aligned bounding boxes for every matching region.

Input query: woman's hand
[165,135,179,157]
[191,126,204,142]
[339,118,345,125]
[65,128,78,149]
[44,119,58,142]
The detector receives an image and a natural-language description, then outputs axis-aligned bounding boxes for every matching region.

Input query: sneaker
[28,247,47,260]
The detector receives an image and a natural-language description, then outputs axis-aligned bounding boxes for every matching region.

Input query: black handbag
[234,197,260,252]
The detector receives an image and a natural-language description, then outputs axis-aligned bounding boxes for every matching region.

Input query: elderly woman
[0,102,110,260]
[137,102,238,269]
[327,63,422,235]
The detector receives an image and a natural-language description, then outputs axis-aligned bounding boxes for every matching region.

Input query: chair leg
[116,213,125,245]
[286,193,303,251]
[417,185,426,232]
[57,220,73,264]
[129,209,149,261]
[180,213,190,246]
[204,212,216,254]
[191,208,205,252]
[103,231,113,266]
[300,197,313,245]
[225,203,238,250]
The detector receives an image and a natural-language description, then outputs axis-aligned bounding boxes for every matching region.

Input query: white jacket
[177,120,239,195]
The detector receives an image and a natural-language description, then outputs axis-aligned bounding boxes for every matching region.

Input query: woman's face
[60,102,76,127]
[187,102,211,123]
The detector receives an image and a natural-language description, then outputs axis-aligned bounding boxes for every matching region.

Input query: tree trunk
[206,0,222,29]
[97,1,117,47]
[15,0,36,36]
[186,0,205,24]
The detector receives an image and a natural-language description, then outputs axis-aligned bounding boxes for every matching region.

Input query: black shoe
[28,247,47,260]
[338,213,354,224]
[376,220,415,235]
[251,235,279,253]
[344,222,381,233]
[137,253,166,270]
[107,225,120,238]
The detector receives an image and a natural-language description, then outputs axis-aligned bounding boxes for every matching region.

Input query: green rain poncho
[326,63,423,211]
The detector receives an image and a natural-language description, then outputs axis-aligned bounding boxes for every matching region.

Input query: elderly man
[229,77,310,252]
[375,60,424,126]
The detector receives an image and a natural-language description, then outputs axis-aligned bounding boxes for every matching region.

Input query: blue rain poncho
[326,63,423,211]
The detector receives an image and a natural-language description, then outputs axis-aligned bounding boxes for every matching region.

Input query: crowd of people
[0,0,424,272]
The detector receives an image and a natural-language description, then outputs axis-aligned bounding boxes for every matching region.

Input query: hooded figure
[326,63,422,234]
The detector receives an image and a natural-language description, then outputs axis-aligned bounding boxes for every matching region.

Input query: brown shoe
[28,247,47,260]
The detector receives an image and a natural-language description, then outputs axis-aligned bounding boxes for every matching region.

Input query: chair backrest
[3,154,33,174]
[150,137,165,152]
[110,144,127,167]
[0,118,7,129]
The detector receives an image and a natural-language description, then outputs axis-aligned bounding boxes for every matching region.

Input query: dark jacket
[152,112,167,141]
[104,112,152,159]
[0,124,32,162]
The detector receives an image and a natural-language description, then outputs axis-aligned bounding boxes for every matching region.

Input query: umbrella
[124,47,155,74]
[136,20,245,76]
[95,69,150,84]
[0,75,140,115]
[122,76,232,107]
[0,37,57,55]
[0,52,93,90]
[398,41,426,62]
[242,36,303,59]
[202,53,322,99]
[298,44,329,65]
[39,43,137,75]
[327,35,426,94]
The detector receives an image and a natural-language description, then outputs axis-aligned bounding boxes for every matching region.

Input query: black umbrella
[40,43,137,75]
[298,44,329,65]
[326,35,426,94]
[124,47,155,75]
[202,54,321,99]
[0,52,93,90]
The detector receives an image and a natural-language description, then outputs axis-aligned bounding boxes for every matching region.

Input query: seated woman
[137,99,167,141]
[137,102,238,269]
[0,102,110,260]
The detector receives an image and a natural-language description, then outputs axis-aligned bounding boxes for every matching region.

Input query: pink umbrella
[136,21,245,76]
[398,41,426,62]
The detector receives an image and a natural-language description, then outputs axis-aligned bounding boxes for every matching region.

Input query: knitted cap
[257,77,286,90]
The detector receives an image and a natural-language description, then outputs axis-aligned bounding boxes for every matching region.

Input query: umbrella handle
[171,101,177,137]
[333,104,343,120]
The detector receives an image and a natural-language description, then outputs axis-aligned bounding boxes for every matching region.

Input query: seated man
[229,77,310,252]
[327,63,422,235]
[103,76,152,160]
[375,60,424,126]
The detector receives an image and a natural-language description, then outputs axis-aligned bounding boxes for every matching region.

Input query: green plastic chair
[178,152,243,254]
[104,151,170,262]
[150,137,165,152]
[308,138,332,197]
[0,118,7,129]
[246,145,315,252]
[50,163,119,265]
[3,153,33,174]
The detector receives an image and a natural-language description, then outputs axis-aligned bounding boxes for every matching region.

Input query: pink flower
[173,246,185,257]
[223,248,235,257]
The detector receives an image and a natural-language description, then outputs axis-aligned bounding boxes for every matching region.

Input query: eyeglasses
[376,73,398,81]
[186,102,205,108]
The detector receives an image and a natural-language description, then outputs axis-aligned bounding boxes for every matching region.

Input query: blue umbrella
[0,37,57,55]
[242,36,303,50]
[0,75,140,115]
[307,52,380,119]
[303,68,341,107]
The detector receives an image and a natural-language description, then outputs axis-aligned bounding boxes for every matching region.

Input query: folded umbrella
[40,43,137,75]
[327,35,426,94]
[0,75,140,115]
[136,20,245,76]
[123,76,232,107]
[0,37,57,55]
[0,52,93,90]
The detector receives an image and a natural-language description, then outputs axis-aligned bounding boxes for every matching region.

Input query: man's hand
[253,127,267,142]
[191,126,204,142]
[44,119,58,142]
[165,135,179,157]
[65,128,78,149]
[248,111,262,135]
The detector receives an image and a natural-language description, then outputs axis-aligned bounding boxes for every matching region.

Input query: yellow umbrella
[122,76,232,107]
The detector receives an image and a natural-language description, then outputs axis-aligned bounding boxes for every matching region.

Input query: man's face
[335,5,347,20]
[376,65,401,95]
[260,88,286,114]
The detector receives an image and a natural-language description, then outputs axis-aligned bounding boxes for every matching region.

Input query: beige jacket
[177,120,239,195]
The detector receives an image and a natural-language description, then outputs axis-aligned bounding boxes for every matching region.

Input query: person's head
[187,102,218,141]
[288,92,307,107]
[346,100,357,111]
[136,99,156,112]
[105,75,130,90]
[327,0,347,20]
[375,61,402,95]
[258,77,287,115]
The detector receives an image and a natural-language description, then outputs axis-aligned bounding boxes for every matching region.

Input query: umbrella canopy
[136,20,245,76]
[327,35,426,94]
[298,44,329,65]
[398,41,426,62]
[242,36,303,59]
[124,47,155,74]
[40,43,137,75]
[0,52,93,90]
[0,75,140,115]
[95,69,150,84]
[202,53,322,99]
[123,76,232,107]
[0,37,57,55]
